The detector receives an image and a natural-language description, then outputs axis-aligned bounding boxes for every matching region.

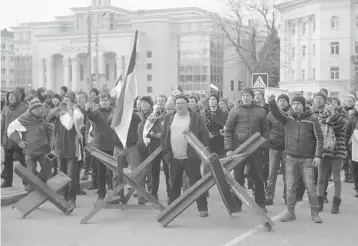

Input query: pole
[95,26,99,89]
[87,7,92,91]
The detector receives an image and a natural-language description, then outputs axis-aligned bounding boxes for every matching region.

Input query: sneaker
[199,210,209,217]
[77,189,87,195]
[281,211,296,222]
[311,210,322,223]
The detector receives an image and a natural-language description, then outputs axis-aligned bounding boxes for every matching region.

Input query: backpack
[320,123,336,157]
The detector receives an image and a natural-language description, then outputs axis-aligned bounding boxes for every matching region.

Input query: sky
[0,0,224,29]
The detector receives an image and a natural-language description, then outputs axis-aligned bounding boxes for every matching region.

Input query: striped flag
[111,30,138,148]
[110,73,123,97]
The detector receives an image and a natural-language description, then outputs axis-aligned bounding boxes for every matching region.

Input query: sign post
[252,73,268,89]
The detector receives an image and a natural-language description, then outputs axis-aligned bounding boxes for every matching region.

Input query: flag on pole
[111,30,138,148]
[110,73,123,97]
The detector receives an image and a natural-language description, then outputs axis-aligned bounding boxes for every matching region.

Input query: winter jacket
[85,106,114,151]
[314,106,348,159]
[224,103,269,151]
[346,110,358,152]
[267,107,290,151]
[1,89,28,149]
[146,109,166,150]
[161,109,209,165]
[112,113,141,149]
[269,100,323,159]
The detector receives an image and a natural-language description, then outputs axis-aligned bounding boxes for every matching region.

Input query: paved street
[1,172,358,246]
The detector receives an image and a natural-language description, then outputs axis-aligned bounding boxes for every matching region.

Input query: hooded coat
[1,89,28,148]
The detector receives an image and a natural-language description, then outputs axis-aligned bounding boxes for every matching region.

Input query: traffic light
[230,80,234,91]
[237,80,244,91]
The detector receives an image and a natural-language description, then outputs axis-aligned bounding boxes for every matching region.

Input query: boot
[1,180,12,188]
[317,196,324,212]
[281,210,296,222]
[331,196,341,214]
[311,209,323,223]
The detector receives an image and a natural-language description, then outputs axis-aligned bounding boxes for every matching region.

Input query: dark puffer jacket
[224,103,269,151]
[267,107,290,151]
[269,100,323,159]
[1,89,28,148]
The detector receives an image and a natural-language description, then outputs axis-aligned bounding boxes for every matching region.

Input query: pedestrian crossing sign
[252,73,268,89]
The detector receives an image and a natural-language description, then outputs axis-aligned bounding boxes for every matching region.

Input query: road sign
[252,73,268,89]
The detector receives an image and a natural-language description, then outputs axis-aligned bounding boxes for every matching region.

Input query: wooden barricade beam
[81,145,164,224]
[13,172,72,218]
[14,164,75,215]
[157,132,266,227]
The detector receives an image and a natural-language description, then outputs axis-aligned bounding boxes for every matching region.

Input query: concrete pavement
[2,172,358,246]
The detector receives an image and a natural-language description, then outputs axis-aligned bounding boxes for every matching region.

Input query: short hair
[99,92,111,101]
[60,86,68,94]
[319,88,328,96]
[156,94,167,102]
[77,91,88,101]
[174,94,189,104]
[189,95,198,103]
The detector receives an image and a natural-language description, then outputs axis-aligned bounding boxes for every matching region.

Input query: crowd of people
[1,85,357,223]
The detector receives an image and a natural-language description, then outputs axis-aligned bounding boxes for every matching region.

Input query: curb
[1,180,92,207]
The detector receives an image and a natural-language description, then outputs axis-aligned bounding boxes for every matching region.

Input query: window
[146,86,152,93]
[1,44,5,49]
[147,63,152,70]
[302,45,306,57]
[147,74,152,81]
[292,47,296,59]
[1,68,5,74]
[313,44,316,56]
[302,22,306,34]
[330,42,339,55]
[312,68,316,80]
[301,69,305,80]
[80,65,84,81]
[292,23,296,35]
[147,51,152,58]
[1,56,5,61]
[330,92,339,97]
[355,41,358,54]
[331,16,339,29]
[330,67,339,79]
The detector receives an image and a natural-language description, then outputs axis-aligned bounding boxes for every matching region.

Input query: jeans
[113,145,145,202]
[58,157,77,201]
[285,155,318,211]
[93,150,113,198]
[317,157,342,198]
[352,161,358,191]
[26,154,51,183]
[139,150,152,194]
[149,148,170,198]
[233,151,265,206]
[169,158,208,211]
[3,147,26,185]
[265,149,286,200]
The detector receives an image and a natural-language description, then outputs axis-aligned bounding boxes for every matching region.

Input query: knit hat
[219,98,229,106]
[346,94,356,100]
[292,96,306,107]
[29,98,43,111]
[241,88,254,98]
[208,93,219,102]
[140,96,153,106]
[64,92,76,103]
[277,94,290,104]
[313,92,327,102]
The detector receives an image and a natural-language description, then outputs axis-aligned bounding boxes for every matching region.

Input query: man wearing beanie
[265,94,290,206]
[224,87,269,213]
[7,98,52,185]
[268,94,324,223]
[313,91,348,214]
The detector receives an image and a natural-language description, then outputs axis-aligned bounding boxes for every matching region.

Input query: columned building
[9,0,244,97]
[276,0,358,99]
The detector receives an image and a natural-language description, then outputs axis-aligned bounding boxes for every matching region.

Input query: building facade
[276,0,358,99]
[1,29,15,89]
[9,0,244,97]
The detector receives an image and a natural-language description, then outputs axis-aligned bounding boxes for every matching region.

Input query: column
[306,17,313,80]
[63,57,69,88]
[71,58,78,91]
[295,19,302,81]
[38,58,45,88]
[45,57,53,89]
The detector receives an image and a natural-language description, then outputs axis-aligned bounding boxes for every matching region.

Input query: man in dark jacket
[269,94,323,223]
[265,94,290,206]
[8,98,52,184]
[224,88,269,213]
[84,93,114,200]
[1,89,28,188]
[162,94,210,217]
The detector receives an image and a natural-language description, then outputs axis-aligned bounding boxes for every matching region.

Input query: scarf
[7,110,44,138]
[204,107,228,127]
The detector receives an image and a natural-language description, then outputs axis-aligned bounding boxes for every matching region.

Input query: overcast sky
[0,0,225,29]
